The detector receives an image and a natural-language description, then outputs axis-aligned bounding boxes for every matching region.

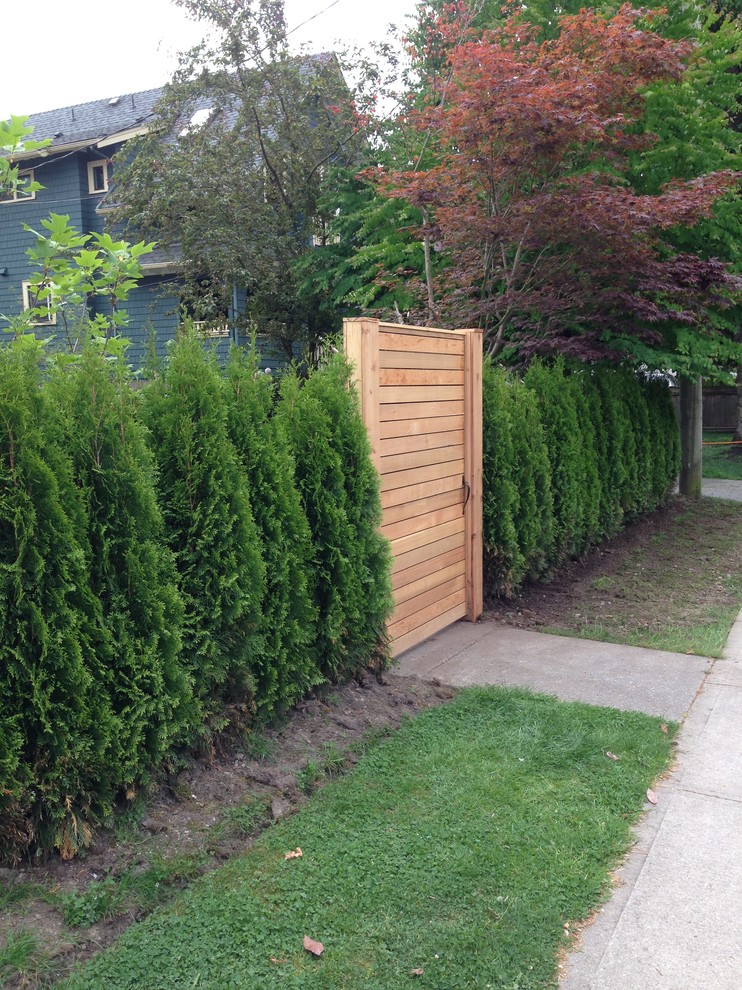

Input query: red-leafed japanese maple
[375,4,740,358]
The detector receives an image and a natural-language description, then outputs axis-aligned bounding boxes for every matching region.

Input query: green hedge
[483,360,680,598]
[0,336,392,862]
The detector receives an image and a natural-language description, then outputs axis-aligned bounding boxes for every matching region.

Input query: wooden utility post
[679,375,703,498]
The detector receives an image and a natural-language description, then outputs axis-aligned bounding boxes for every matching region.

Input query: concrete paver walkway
[396,615,742,990]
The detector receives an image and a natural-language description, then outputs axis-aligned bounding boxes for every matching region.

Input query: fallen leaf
[285,847,303,860]
[646,788,658,805]
[605,751,620,761]
[303,936,324,956]
[660,723,668,735]
[410,968,425,977]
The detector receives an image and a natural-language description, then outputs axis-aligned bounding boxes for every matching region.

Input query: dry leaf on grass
[285,847,303,860]
[410,968,425,976]
[605,751,620,761]
[646,788,658,805]
[661,723,668,735]
[303,936,325,956]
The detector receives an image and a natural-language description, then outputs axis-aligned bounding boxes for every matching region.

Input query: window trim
[87,160,110,195]
[0,168,36,205]
[22,280,57,326]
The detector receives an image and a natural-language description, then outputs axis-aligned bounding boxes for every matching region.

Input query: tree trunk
[679,375,703,498]
[731,360,742,457]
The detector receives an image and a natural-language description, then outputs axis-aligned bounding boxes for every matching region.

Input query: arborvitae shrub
[0,343,116,862]
[226,349,321,717]
[48,347,191,789]
[566,369,601,553]
[482,363,523,596]
[508,380,554,580]
[276,358,392,678]
[593,366,628,536]
[646,377,680,502]
[141,333,265,733]
[524,359,586,563]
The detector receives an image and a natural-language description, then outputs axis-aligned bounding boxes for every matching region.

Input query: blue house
[0,88,286,369]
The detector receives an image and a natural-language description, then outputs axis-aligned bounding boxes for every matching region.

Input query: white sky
[0,0,418,121]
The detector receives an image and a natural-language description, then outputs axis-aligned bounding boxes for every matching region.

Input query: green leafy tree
[113,0,361,357]
[142,332,266,734]
[226,348,321,716]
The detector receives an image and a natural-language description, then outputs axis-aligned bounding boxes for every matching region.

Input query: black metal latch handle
[462,475,471,514]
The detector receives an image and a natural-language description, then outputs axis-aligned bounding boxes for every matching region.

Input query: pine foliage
[141,334,265,730]
[48,347,191,787]
[226,348,321,716]
[484,361,678,599]
[276,357,392,679]
[0,343,116,861]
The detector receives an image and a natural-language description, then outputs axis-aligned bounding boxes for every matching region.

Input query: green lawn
[58,688,674,990]
[703,433,742,480]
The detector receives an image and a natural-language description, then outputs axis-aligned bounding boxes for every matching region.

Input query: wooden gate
[344,318,483,656]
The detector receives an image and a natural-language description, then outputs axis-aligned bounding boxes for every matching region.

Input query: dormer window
[0,168,36,204]
[87,160,110,194]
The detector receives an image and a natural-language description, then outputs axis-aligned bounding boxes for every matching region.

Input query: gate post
[463,329,483,621]
[343,318,381,473]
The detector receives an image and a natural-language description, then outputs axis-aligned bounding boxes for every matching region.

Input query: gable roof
[19,87,164,156]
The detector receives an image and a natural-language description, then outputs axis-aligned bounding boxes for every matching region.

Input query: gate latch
[462,475,471,514]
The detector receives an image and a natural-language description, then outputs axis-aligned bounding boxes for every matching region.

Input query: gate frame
[344,318,483,647]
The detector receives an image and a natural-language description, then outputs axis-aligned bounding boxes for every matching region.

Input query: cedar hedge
[483,359,680,598]
[0,334,392,863]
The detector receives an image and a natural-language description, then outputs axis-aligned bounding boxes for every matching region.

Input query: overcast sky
[0,0,418,121]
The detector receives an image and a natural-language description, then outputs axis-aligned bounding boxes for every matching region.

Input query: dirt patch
[1,672,454,988]
[484,495,742,655]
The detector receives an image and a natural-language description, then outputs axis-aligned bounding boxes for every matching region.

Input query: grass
[703,433,742,480]
[0,930,49,986]
[57,854,206,928]
[538,498,742,657]
[58,687,674,990]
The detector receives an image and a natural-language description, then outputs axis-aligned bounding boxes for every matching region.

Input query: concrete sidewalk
[396,617,742,989]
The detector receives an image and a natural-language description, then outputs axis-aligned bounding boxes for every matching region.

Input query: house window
[0,168,36,204]
[22,280,56,326]
[181,277,230,337]
[87,160,110,194]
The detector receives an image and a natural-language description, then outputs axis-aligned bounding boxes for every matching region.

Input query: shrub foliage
[483,360,679,598]
[0,337,391,863]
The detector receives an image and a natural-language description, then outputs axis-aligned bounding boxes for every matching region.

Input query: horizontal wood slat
[381,459,465,494]
[391,603,468,657]
[392,545,465,595]
[381,500,462,543]
[394,559,466,605]
[380,442,463,476]
[381,385,463,405]
[380,415,465,440]
[380,472,462,510]
[379,332,466,354]
[382,488,463,528]
[391,530,464,576]
[387,590,467,641]
[392,575,466,624]
[379,350,464,371]
[381,400,464,422]
[379,368,465,387]
[380,429,463,458]
[389,517,464,560]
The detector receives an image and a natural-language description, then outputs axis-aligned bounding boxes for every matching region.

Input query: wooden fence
[670,385,738,432]
[344,318,483,656]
